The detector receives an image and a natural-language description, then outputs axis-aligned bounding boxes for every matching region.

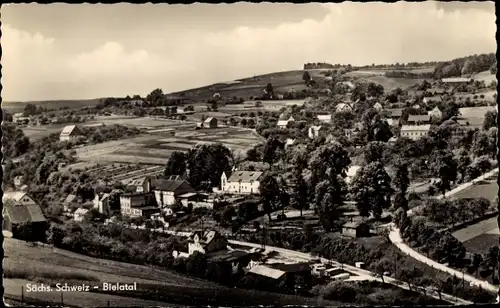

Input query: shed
[342,221,370,238]
[203,117,218,128]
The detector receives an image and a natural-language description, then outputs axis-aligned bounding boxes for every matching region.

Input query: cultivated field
[2,98,103,113]
[473,70,497,84]
[360,75,428,92]
[459,106,496,127]
[218,99,307,113]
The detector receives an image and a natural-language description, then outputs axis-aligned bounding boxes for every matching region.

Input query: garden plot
[459,106,495,127]
[159,142,194,150]
[216,138,259,146]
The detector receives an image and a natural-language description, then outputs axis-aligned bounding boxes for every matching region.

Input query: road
[390,168,500,294]
[227,240,472,305]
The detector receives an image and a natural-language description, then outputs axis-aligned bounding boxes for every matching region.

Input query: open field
[459,106,496,127]
[218,99,307,113]
[473,70,497,84]
[4,238,337,307]
[463,233,499,255]
[360,75,428,92]
[455,90,497,104]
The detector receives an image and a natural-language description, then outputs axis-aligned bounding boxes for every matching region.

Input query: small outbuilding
[203,117,218,128]
[342,221,370,238]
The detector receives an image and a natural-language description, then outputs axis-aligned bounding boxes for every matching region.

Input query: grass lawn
[450,178,497,203]
[463,233,499,255]
[360,75,428,92]
[459,106,496,127]
[3,98,103,113]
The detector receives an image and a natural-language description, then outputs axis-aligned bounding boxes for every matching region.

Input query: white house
[336,103,353,113]
[12,113,29,124]
[422,96,443,104]
[317,114,332,124]
[59,125,84,142]
[277,116,295,129]
[400,124,431,141]
[285,138,296,149]
[428,106,443,120]
[308,125,323,140]
[221,171,263,195]
[93,193,110,215]
[441,77,472,85]
[73,208,89,222]
[345,166,362,184]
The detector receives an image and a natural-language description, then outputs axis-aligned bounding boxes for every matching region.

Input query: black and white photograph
[1,2,498,307]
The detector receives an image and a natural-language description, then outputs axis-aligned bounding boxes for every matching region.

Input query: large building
[221,171,263,195]
[59,125,84,142]
[400,124,431,140]
[153,179,196,207]
[119,193,159,218]
[173,230,228,259]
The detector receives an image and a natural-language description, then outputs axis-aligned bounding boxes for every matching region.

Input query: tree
[350,162,393,218]
[317,176,345,232]
[187,143,233,189]
[472,253,484,276]
[393,158,410,196]
[429,150,458,197]
[362,141,385,164]
[259,173,280,220]
[265,83,274,99]
[164,151,187,176]
[483,111,497,131]
[302,71,312,85]
[486,246,500,283]
[308,142,351,187]
[457,151,471,182]
[262,136,285,167]
[292,170,309,217]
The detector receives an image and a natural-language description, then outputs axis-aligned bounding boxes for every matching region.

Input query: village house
[335,103,353,113]
[345,165,362,184]
[308,125,324,140]
[173,230,228,259]
[221,171,263,195]
[428,106,443,120]
[422,96,443,104]
[73,208,89,222]
[386,108,403,120]
[12,113,29,124]
[13,176,24,188]
[373,102,383,111]
[3,192,47,240]
[277,116,295,129]
[120,192,159,218]
[203,117,218,128]
[316,114,332,124]
[285,138,296,149]
[129,177,153,193]
[385,118,399,127]
[441,77,472,86]
[400,124,431,140]
[407,114,431,125]
[248,263,312,289]
[342,221,370,238]
[59,125,84,142]
[153,179,196,208]
[63,194,77,213]
[93,192,111,215]
[426,88,446,96]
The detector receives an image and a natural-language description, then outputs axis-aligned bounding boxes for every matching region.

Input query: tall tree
[164,151,187,176]
[350,162,393,218]
[187,143,233,189]
[259,173,280,220]
[483,110,497,131]
[363,141,385,164]
[392,158,410,211]
[302,71,312,85]
[429,150,458,197]
[262,136,285,167]
[292,170,309,217]
[308,142,351,187]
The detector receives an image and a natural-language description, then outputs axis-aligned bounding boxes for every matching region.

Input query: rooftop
[401,124,432,131]
[248,265,286,279]
[227,171,263,182]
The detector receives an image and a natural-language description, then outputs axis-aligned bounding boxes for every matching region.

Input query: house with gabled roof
[308,125,324,140]
[59,125,84,142]
[221,171,263,195]
[277,116,295,129]
[441,77,472,85]
[317,114,332,124]
[153,179,196,207]
[3,191,47,239]
[373,102,384,111]
[428,106,443,120]
[203,117,218,128]
[400,124,431,141]
[386,108,403,119]
[336,103,353,113]
[422,96,443,104]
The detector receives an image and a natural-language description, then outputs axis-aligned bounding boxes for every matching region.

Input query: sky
[1,2,496,102]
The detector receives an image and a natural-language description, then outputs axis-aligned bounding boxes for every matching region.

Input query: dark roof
[268,262,311,273]
[4,202,46,224]
[407,114,431,122]
[153,179,195,193]
[227,171,263,182]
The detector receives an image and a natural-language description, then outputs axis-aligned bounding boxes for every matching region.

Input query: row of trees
[433,53,496,78]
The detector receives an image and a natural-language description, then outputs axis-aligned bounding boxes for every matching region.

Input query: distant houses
[316,114,332,124]
[12,113,29,125]
[336,103,353,113]
[119,193,159,218]
[441,77,472,86]
[400,124,431,140]
[308,125,324,140]
[60,125,84,142]
[428,106,443,120]
[172,230,228,259]
[422,96,443,104]
[221,171,263,195]
[342,221,370,238]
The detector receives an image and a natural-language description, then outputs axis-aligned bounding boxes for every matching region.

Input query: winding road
[389,168,500,294]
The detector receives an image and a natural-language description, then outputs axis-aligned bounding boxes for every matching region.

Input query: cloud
[1,2,496,101]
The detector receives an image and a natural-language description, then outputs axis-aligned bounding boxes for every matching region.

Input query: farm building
[2,191,47,240]
[317,114,332,124]
[428,106,443,119]
[336,103,353,113]
[407,90,424,97]
[285,138,296,149]
[129,177,152,193]
[385,118,399,126]
[203,117,218,128]
[400,124,431,141]
[249,263,312,289]
[308,125,324,140]
[407,114,431,125]
[342,221,370,238]
[423,96,443,104]
[153,179,196,207]
[59,125,84,142]
[426,88,446,95]
[221,171,263,195]
[441,77,472,85]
